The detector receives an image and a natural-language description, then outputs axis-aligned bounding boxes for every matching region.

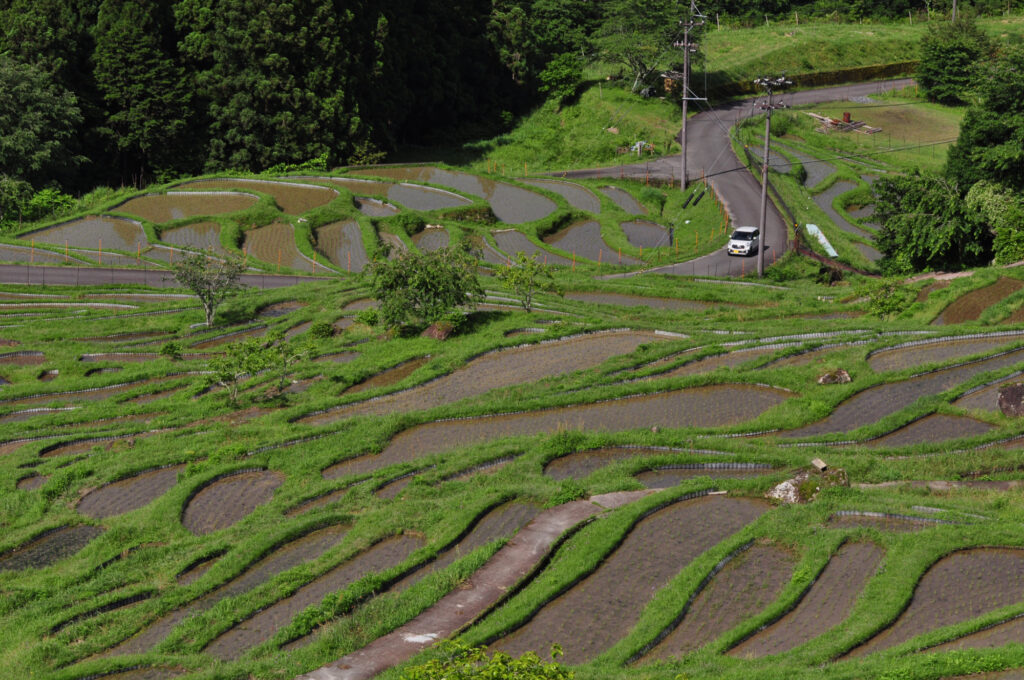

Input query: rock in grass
[768,468,849,504]
[817,368,851,385]
[998,383,1024,417]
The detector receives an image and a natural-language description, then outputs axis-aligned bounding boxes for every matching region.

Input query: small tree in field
[172,252,246,326]
[207,338,270,405]
[368,245,483,330]
[401,640,571,680]
[496,251,561,313]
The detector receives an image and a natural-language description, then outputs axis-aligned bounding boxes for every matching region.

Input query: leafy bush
[355,308,379,327]
[308,321,333,339]
[401,639,571,680]
[159,341,184,361]
[866,278,914,318]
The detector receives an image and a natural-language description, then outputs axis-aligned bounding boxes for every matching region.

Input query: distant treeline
[0,0,1020,197]
[705,0,1021,22]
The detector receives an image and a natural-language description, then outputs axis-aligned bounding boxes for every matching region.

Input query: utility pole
[753,75,790,278]
[674,1,706,191]
[952,0,958,21]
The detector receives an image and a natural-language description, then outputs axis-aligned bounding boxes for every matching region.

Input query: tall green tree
[175,0,368,171]
[93,0,191,184]
[594,0,682,93]
[916,12,994,105]
[946,45,1024,193]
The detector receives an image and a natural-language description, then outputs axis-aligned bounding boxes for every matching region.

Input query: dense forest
[0,0,1019,208]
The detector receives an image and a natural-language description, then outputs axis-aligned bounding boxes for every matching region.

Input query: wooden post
[99,239,102,265]
[347,251,351,272]
[598,249,602,264]
[572,252,575,272]
[618,248,621,264]
[30,239,34,263]
[277,248,281,273]
[65,240,68,263]
[137,242,141,263]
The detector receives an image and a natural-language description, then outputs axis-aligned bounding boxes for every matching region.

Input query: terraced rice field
[622,220,670,249]
[862,413,993,448]
[601,186,646,214]
[868,335,1024,372]
[521,178,601,213]
[22,217,148,253]
[933,278,1024,325]
[0,525,104,571]
[159,222,230,255]
[115,192,258,223]
[77,464,185,519]
[545,221,640,265]
[490,495,769,664]
[243,222,315,272]
[492,230,571,265]
[180,470,284,535]
[411,226,449,252]
[314,220,370,272]
[175,179,338,214]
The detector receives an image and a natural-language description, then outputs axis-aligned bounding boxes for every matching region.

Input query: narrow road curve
[296,490,655,680]
[567,79,914,278]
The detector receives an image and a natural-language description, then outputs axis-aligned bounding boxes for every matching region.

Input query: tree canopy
[916,13,994,105]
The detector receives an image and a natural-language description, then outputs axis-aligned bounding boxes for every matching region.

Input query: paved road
[0,263,321,289]
[568,79,914,278]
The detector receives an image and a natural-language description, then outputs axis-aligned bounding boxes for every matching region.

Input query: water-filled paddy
[175,179,337,214]
[544,447,693,480]
[863,414,993,448]
[545,221,639,264]
[934,278,1024,326]
[355,197,399,216]
[181,470,284,536]
[521,179,600,213]
[344,356,431,395]
[492,230,571,265]
[637,464,772,488]
[868,335,1023,373]
[412,226,449,252]
[77,465,186,519]
[490,495,769,665]
[159,222,230,255]
[0,525,105,572]
[622,221,670,249]
[115,192,258,223]
[242,223,315,272]
[314,220,369,272]
[600,186,646,214]
[22,217,147,253]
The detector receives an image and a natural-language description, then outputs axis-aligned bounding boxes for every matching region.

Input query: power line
[753,75,791,278]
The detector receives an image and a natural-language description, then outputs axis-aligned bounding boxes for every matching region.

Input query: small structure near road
[806,111,882,134]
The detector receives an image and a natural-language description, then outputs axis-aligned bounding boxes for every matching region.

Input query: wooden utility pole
[675,1,706,191]
[754,75,791,278]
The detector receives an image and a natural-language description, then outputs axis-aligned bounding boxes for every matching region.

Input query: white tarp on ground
[806,224,838,258]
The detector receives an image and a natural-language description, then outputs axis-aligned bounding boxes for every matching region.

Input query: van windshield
[730,230,757,241]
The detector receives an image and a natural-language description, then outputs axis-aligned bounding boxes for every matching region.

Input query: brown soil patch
[302,331,668,425]
[191,325,267,349]
[933,278,1024,325]
[181,470,284,536]
[869,336,1023,373]
[243,222,314,272]
[77,465,186,519]
[4,377,177,408]
[315,351,360,364]
[285,486,352,517]
[204,535,423,660]
[344,356,431,395]
[644,543,797,660]
[0,351,44,365]
[0,525,105,572]
[79,352,163,362]
[849,548,1024,657]
[177,553,222,585]
[109,524,348,656]
[117,193,257,223]
[931,615,1024,653]
[258,301,305,318]
[37,369,59,382]
[16,475,47,491]
[729,542,884,658]
[177,178,337,214]
[323,385,788,480]
[863,414,993,448]
[916,280,950,303]
[492,495,769,665]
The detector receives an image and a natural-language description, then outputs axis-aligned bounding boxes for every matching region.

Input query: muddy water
[160,222,230,255]
[108,524,349,656]
[0,525,104,571]
[16,475,47,490]
[827,513,941,533]
[545,447,686,480]
[323,385,788,481]
[600,186,646,215]
[934,278,1024,326]
[176,179,338,214]
[191,325,267,349]
[869,336,1024,373]
[116,193,258,223]
[345,356,431,395]
[622,221,670,249]
[204,535,423,660]
[787,345,1024,437]
[864,414,993,448]
[491,495,769,665]
[355,197,399,217]
[77,465,186,519]
[545,221,640,265]
[358,167,556,223]
[0,351,44,365]
[22,217,147,252]
[412,227,449,252]
[0,243,80,264]
[521,179,601,213]
[652,346,783,378]
[812,181,871,238]
[931,615,1024,653]
[315,221,369,272]
[637,464,772,488]
[258,301,305,318]
[317,176,471,210]
[2,376,177,408]
[242,222,315,272]
[849,548,1024,657]
[181,470,284,536]
[729,542,884,658]
[285,486,352,516]
[644,543,797,660]
[568,292,707,311]
[300,331,667,424]
[492,230,571,265]
[177,553,221,585]
[954,379,1020,411]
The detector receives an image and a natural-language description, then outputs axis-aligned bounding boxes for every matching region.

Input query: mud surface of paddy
[116,193,258,223]
[0,243,79,264]
[954,379,1020,411]
[0,525,104,571]
[84,668,181,680]
[77,465,186,519]
[22,217,147,252]
[204,535,423,659]
[358,167,555,223]
[107,524,349,656]
[16,475,47,490]
[545,221,640,264]
[545,447,690,480]
[160,222,229,255]
[521,179,600,213]
[412,227,449,252]
[323,385,789,479]
[191,325,267,349]
[934,278,1024,326]
[729,542,883,658]
[827,513,943,533]
[931,615,1024,653]
[242,223,315,272]
[869,336,1024,373]
[321,176,472,211]
[492,230,571,265]
[863,414,993,448]
[181,470,284,535]
[2,376,177,408]
[314,220,369,272]
[644,542,797,660]
[653,346,785,378]
[787,345,1024,437]
[0,350,44,365]
[849,548,1024,657]
[637,465,772,488]
[302,331,666,424]
[344,356,431,395]
[565,292,707,310]
[600,186,645,214]
[175,179,337,214]
[622,221,670,249]
[490,495,769,665]
[355,197,398,217]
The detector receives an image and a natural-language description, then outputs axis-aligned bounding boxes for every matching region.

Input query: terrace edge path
[295,489,656,680]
